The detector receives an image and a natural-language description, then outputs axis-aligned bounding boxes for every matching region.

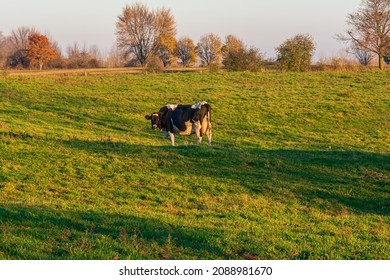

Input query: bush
[223,47,263,72]
[315,54,360,71]
[276,34,315,72]
[47,57,67,69]
[146,55,164,73]
[208,62,220,73]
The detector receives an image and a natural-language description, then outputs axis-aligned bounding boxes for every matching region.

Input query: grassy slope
[0,71,389,260]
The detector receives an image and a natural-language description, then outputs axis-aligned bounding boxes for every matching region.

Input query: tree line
[0,0,388,71]
[0,27,109,70]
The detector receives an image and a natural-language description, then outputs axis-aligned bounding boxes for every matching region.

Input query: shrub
[276,34,316,72]
[316,54,360,71]
[146,55,164,73]
[208,62,220,73]
[223,47,263,72]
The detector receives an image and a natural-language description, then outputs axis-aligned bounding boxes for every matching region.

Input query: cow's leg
[208,132,212,146]
[201,115,212,146]
[169,132,175,146]
[206,125,212,146]
[195,121,202,144]
[204,114,212,146]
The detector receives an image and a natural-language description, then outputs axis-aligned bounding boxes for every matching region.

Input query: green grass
[0,70,389,260]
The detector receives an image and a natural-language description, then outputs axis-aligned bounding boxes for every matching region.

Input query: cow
[145,101,212,146]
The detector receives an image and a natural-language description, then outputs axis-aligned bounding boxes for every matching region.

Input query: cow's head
[145,113,160,130]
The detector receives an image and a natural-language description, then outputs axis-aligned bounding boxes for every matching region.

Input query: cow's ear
[145,115,151,120]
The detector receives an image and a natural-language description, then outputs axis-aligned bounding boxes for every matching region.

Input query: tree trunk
[378,55,385,70]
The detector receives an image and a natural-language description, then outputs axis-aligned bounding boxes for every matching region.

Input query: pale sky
[0,0,362,60]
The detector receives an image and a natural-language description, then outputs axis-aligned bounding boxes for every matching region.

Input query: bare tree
[116,3,155,66]
[0,32,9,67]
[196,33,222,66]
[89,45,102,61]
[338,0,390,70]
[352,45,375,65]
[116,3,176,67]
[8,26,39,68]
[9,26,39,51]
[176,37,196,67]
[105,45,127,68]
[47,43,65,69]
[66,42,91,68]
[66,43,101,68]
[87,45,103,67]
[66,42,82,68]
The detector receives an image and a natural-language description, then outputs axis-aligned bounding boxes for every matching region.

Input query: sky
[0,0,362,60]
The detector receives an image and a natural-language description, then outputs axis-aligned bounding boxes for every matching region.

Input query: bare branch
[338,0,390,69]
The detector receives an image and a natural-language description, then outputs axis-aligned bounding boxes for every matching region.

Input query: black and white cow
[145,101,212,146]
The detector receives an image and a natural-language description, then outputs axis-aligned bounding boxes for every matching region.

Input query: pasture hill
[0,70,389,260]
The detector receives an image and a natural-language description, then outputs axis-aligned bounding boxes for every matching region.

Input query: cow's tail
[208,106,211,129]
[207,105,211,124]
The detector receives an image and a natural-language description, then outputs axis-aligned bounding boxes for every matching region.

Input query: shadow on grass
[0,205,227,260]
[1,134,389,260]
[58,138,390,216]
[1,129,389,216]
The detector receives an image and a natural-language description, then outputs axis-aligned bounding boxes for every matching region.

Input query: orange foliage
[27,34,58,70]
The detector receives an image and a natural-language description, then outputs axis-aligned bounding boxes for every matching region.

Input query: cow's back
[171,105,193,132]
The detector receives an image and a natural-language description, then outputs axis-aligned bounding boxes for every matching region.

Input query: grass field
[0,70,389,260]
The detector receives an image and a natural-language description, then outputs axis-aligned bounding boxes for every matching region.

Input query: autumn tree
[176,37,196,67]
[154,8,177,67]
[222,35,245,59]
[276,34,316,71]
[196,33,222,66]
[338,0,390,70]
[26,33,58,70]
[155,37,177,67]
[116,3,176,67]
